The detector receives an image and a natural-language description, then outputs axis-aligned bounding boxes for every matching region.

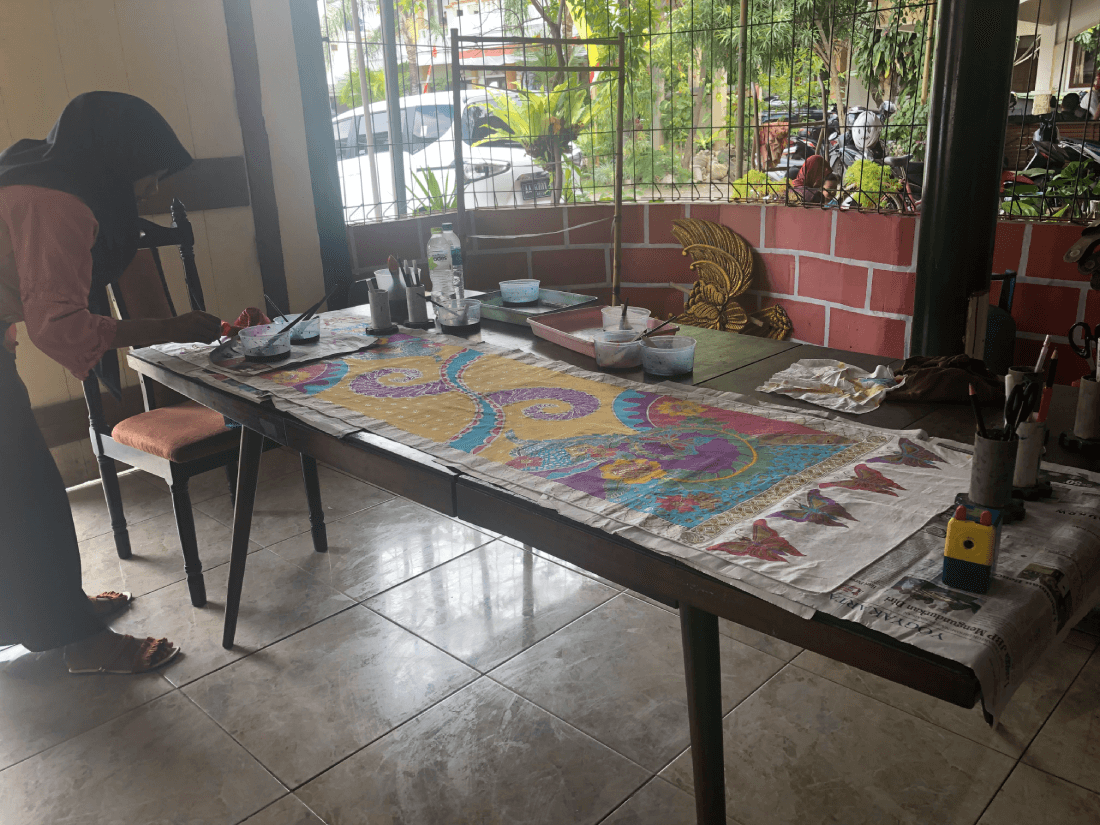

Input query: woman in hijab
[789,154,828,204]
[0,92,223,673]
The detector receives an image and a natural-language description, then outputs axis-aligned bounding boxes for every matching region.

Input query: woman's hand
[111,311,225,350]
[163,311,224,344]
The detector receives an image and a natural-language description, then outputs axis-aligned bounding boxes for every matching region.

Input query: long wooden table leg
[680,603,726,825]
[222,427,264,649]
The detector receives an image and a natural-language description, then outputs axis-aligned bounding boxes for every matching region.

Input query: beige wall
[0,0,326,484]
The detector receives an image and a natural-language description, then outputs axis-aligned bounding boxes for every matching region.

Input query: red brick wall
[989,221,1095,385]
[346,203,917,359]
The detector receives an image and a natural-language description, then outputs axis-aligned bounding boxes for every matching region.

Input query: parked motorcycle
[827,101,897,178]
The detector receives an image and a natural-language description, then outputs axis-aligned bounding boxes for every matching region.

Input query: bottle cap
[431,227,442,234]
[442,222,453,230]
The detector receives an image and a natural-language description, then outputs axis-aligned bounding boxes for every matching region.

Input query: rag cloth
[886,354,1004,405]
[757,359,903,414]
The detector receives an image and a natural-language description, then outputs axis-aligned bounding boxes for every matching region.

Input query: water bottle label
[450,248,463,267]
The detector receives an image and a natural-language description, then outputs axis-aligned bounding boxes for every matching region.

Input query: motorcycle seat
[884,155,911,167]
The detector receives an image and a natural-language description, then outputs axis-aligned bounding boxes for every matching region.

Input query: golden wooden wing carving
[669,218,792,340]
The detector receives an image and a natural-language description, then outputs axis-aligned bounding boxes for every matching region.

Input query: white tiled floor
[2,452,1099,824]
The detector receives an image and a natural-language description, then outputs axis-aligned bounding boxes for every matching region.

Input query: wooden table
[130,317,1081,825]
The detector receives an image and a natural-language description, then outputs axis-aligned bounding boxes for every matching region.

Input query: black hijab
[0,92,192,394]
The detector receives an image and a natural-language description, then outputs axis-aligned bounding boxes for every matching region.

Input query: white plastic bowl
[642,335,696,376]
[499,279,541,304]
[601,305,652,331]
[593,330,643,369]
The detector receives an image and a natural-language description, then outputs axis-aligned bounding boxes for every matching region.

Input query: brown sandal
[88,591,133,621]
[66,634,180,675]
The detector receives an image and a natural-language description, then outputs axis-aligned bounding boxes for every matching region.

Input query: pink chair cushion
[111,402,238,463]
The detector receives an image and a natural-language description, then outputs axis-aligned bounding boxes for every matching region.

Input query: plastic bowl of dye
[642,335,696,376]
[593,330,643,369]
[268,315,321,343]
[435,298,482,335]
[601,305,652,332]
[499,279,541,306]
[238,322,293,361]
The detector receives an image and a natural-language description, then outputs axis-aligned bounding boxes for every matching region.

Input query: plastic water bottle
[427,227,454,300]
[441,222,464,299]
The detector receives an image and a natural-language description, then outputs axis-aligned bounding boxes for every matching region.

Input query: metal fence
[318,0,1100,225]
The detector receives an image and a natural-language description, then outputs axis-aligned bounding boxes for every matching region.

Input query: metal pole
[452,29,465,240]
[612,32,626,307]
[350,0,383,220]
[910,0,1017,356]
[380,0,407,216]
[735,0,747,178]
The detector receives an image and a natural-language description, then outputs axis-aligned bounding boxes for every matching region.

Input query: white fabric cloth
[758,358,904,414]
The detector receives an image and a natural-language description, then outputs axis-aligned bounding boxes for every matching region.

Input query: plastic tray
[528,306,679,358]
[477,289,598,326]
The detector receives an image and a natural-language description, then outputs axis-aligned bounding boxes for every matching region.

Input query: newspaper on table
[758,358,905,414]
[128,328,1100,722]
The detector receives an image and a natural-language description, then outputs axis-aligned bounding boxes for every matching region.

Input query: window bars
[451,29,628,303]
[319,0,1100,224]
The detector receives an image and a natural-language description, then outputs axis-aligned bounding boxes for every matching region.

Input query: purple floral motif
[485,388,600,421]
[349,368,450,398]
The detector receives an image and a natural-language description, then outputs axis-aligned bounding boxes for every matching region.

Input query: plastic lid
[442,222,453,230]
[430,227,442,233]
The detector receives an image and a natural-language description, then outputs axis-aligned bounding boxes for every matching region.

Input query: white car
[334,90,553,221]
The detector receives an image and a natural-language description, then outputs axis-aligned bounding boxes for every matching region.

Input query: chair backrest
[84,199,204,430]
[112,198,204,321]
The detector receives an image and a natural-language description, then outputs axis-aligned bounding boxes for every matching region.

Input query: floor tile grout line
[782,656,1026,761]
[479,670,663,777]
[592,774,669,825]
[167,600,365,690]
[174,687,292,796]
[345,539,501,605]
[0,677,182,777]
[358,572,618,679]
[784,640,1094,765]
[1018,761,1100,799]
[277,675,502,793]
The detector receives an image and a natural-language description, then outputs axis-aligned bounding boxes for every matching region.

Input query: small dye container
[601,305,652,331]
[593,330,643,369]
[435,298,482,335]
[642,335,696,376]
[268,316,320,344]
[499,279,541,306]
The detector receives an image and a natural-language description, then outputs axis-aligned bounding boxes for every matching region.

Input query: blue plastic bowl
[499,279,541,304]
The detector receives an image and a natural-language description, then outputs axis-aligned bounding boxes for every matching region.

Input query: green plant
[409,167,456,213]
[843,160,902,208]
[479,82,593,203]
[730,170,785,200]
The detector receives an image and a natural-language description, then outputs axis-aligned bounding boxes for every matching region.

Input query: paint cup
[406,285,429,324]
[1074,374,1100,440]
[1005,365,1042,397]
[368,287,392,332]
[1013,420,1046,488]
[969,429,1018,509]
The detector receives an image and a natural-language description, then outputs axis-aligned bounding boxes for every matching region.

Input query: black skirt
[0,345,104,651]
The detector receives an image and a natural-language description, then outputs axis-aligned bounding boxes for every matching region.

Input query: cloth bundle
[886,354,1004,405]
[757,359,903,414]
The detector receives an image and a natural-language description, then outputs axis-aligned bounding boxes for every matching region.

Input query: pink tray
[527,306,679,358]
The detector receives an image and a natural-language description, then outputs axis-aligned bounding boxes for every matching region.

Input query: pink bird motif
[769,489,857,528]
[868,437,944,469]
[820,464,906,497]
[708,520,805,563]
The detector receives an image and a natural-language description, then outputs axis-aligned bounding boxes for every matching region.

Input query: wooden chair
[83,199,328,608]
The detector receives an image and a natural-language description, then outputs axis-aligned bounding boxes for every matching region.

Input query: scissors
[1069,321,1100,364]
[1003,381,1042,437]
